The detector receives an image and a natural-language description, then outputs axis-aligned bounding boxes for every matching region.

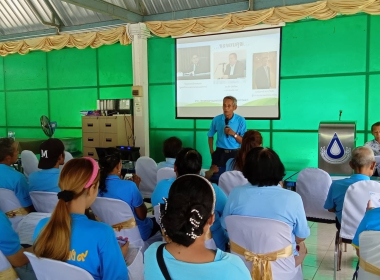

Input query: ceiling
[0,0,318,42]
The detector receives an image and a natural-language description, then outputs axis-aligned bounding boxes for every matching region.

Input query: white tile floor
[303,221,358,280]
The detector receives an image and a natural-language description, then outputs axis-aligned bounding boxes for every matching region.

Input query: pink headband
[83,157,99,189]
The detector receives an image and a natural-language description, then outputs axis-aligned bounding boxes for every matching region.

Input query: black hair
[98,148,121,194]
[163,137,182,158]
[160,175,214,247]
[243,147,285,187]
[0,137,15,162]
[371,122,380,132]
[175,148,202,176]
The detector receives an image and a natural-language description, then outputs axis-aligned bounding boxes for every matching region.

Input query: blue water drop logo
[326,133,345,159]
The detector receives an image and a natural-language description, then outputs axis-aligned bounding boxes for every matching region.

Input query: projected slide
[176,28,281,119]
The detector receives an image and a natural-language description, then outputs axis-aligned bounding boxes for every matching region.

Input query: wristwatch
[234,134,238,138]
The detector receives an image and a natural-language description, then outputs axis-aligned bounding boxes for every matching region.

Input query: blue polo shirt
[226,158,235,171]
[144,242,251,280]
[324,174,370,223]
[0,164,32,207]
[352,208,380,249]
[34,213,128,280]
[0,211,21,256]
[208,114,247,150]
[151,177,229,250]
[222,184,310,255]
[98,175,153,241]
[157,158,176,170]
[29,169,61,193]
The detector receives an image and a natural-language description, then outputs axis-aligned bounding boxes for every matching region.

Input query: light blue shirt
[144,242,251,280]
[0,164,32,207]
[151,178,229,250]
[208,114,247,150]
[0,211,21,256]
[157,158,175,170]
[29,169,61,193]
[226,158,235,171]
[365,139,380,156]
[324,174,370,223]
[352,208,380,248]
[222,184,310,255]
[98,175,153,241]
[33,213,128,280]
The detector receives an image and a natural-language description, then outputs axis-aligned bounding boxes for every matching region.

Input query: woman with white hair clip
[144,175,250,280]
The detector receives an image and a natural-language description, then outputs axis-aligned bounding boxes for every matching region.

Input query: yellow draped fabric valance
[146,0,380,37]
[0,26,131,57]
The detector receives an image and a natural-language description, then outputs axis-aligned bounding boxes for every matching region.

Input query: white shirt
[229,64,235,75]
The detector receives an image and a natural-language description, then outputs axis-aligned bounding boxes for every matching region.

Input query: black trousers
[211,147,238,167]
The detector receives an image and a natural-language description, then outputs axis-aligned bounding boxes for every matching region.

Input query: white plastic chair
[59,151,74,170]
[21,150,39,178]
[24,252,94,280]
[0,250,20,280]
[225,216,302,280]
[29,191,58,213]
[126,245,144,280]
[135,157,157,198]
[156,167,176,183]
[296,168,335,221]
[358,231,380,280]
[91,197,161,252]
[0,189,28,230]
[218,171,248,196]
[335,180,380,272]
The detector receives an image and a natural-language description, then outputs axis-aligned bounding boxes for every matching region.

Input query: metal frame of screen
[175,27,282,120]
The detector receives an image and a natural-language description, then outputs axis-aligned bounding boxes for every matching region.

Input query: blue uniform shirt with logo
[151,177,229,250]
[208,114,247,150]
[221,184,310,256]
[33,213,128,280]
[0,211,22,256]
[0,164,32,207]
[29,169,61,193]
[98,175,153,241]
[352,208,380,248]
[324,174,370,223]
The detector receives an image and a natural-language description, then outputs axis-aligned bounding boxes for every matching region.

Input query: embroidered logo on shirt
[68,250,88,262]
[320,132,351,164]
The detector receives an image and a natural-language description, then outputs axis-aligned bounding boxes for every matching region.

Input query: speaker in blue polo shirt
[29,139,65,193]
[208,96,247,168]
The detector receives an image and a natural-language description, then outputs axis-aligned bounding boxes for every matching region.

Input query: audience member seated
[29,139,65,193]
[0,137,34,213]
[365,122,380,156]
[98,148,160,241]
[0,210,37,280]
[222,147,309,266]
[144,175,251,280]
[151,148,228,250]
[324,146,376,229]
[352,201,380,256]
[157,137,182,170]
[225,130,263,171]
[33,157,129,280]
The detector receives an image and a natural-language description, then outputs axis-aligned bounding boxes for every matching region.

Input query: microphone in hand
[225,118,230,138]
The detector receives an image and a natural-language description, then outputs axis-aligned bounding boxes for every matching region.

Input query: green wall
[1,14,378,171]
[148,14,380,170]
[0,43,133,143]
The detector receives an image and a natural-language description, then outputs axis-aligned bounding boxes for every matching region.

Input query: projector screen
[176,28,281,119]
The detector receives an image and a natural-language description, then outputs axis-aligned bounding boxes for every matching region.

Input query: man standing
[208,96,247,168]
[324,146,376,229]
[222,53,245,79]
[255,56,271,89]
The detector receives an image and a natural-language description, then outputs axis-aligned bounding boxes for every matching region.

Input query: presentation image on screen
[176,28,281,119]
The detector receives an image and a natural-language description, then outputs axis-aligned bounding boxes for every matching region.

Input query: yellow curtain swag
[0,266,19,280]
[5,207,29,218]
[230,241,293,280]
[146,0,380,37]
[112,217,137,231]
[0,26,131,57]
[360,257,380,276]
